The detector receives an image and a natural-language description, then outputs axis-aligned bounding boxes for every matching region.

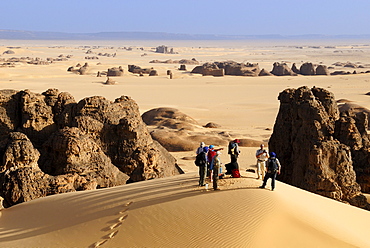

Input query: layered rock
[0,89,181,207]
[269,86,370,210]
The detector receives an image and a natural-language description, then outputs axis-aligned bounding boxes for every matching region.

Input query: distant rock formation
[128,65,154,74]
[149,70,158,76]
[258,68,273,76]
[299,62,315,75]
[191,61,260,77]
[315,65,330,75]
[142,107,198,129]
[155,45,176,54]
[2,50,15,55]
[0,89,181,208]
[269,86,370,210]
[149,58,199,65]
[107,66,124,76]
[271,62,296,76]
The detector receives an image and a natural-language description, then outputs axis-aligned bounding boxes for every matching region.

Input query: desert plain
[1,39,370,247]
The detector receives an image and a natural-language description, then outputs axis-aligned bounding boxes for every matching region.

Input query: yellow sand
[0,39,370,247]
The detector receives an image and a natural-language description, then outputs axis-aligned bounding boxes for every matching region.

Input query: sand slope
[0,172,369,248]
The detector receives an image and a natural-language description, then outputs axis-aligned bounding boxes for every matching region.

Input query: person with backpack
[228,139,241,163]
[196,142,206,155]
[195,146,208,186]
[255,144,269,180]
[259,152,281,191]
[210,151,222,190]
[207,145,223,181]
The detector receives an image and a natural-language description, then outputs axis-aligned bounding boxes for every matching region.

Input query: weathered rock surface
[0,89,181,207]
[271,62,296,76]
[316,64,330,75]
[128,64,154,74]
[107,67,124,76]
[191,61,260,77]
[269,86,370,210]
[299,62,316,75]
[155,45,176,54]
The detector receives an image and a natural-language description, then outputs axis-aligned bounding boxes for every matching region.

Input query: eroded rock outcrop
[0,89,181,207]
[271,62,296,76]
[191,61,260,77]
[269,86,370,210]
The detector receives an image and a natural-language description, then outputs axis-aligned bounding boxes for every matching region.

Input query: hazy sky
[2,0,370,36]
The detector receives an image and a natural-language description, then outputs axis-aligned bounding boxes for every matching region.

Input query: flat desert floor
[1,39,370,247]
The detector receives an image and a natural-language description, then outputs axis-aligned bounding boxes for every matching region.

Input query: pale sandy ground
[1,39,370,247]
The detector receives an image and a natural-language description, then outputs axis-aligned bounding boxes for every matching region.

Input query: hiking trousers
[261,172,277,190]
[198,165,207,186]
[230,154,238,163]
[257,160,266,180]
[212,165,220,190]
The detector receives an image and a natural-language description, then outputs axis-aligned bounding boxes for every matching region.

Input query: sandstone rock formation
[155,45,176,54]
[142,107,198,129]
[270,62,296,76]
[299,62,315,75]
[128,65,153,74]
[191,61,260,77]
[316,65,330,75]
[107,66,124,76]
[141,107,242,152]
[149,59,199,65]
[149,70,158,76]
[269,86,370,210]
[0,89,181,207]
[258,68,273,76]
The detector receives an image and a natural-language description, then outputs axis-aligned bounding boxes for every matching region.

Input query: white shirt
[256,149,269,161]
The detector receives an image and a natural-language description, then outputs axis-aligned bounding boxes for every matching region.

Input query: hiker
[195,146,208,186]
[256,144,269,180]
[207,145,223,180]
[196,142,206,155]
[210,151,222,190]
[259,152,281,191]
[228,139,241,163]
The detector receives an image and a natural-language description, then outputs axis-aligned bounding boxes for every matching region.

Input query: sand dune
[0,172,369,247]
[1,39,370,247]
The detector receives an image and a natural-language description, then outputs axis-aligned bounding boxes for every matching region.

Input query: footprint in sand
[123,201,133,207]
[92,239,109,247]
[109,222,123,230]
[90,201,133,247]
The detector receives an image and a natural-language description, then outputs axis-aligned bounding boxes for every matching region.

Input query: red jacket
[207,149,217,163]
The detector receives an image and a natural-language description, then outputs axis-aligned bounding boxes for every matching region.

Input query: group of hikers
[195,140,281,191]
